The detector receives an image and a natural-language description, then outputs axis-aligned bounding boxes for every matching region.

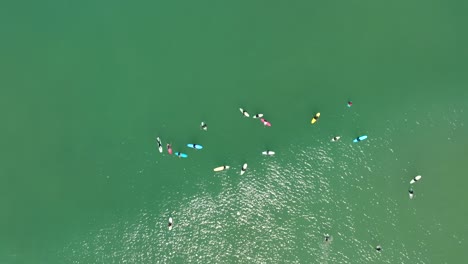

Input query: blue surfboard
[175,152,188,158]
[187,144,203,150]
[353,135,368,143]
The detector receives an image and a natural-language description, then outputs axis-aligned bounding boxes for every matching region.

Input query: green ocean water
[1,0,468,263]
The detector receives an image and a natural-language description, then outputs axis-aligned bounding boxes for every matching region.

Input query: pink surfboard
[260,118,271,127]
[167,144,173,155]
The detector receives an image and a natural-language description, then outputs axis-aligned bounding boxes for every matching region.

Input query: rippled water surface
[2,0,468,263]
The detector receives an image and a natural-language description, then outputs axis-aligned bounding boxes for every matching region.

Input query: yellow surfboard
[311,112,320,124]
[214,165,229,172]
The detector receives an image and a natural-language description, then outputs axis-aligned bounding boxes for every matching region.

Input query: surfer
[410,175,422,184]
[240,163,248,175]
[324,234,331,242]
[331,136,341,142]
[409,189,414,199]
[167,144,173,155]
[375,245,382,252]
[253,114,263,119]
[347,101,353,107]
[168,217,173,230]
[201,122,208,131]
[261,118,271,126]
[311,113,320,124]
[240,108,250,117]
[156,137,163,153]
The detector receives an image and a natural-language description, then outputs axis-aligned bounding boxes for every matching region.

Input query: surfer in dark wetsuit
[168,222,172,228]
[201,122,208,131]
[376,245,382,252]
[324,234,331,242]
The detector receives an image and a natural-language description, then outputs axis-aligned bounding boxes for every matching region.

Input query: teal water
[1,0,468,263]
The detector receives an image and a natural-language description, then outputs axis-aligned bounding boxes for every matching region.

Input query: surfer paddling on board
[331,136,341,142]
[168,217,173,230]
[166,144,173,155]
[409,189,414,199]
[410,175,422,184]
[260,118,271,126]
[347,101,353,107]
[324,234,332,243]
[375,245,382,252]
[200,122,208,131]
[239,108,250,117]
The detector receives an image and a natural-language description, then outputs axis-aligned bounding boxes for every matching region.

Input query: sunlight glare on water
[60,140,433,263]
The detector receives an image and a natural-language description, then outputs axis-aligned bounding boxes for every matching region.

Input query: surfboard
[214,165,229,172]
[253,114,264,119]
[410,175,422,184]
[167,144,173,155]
[353,135,368,143]
[311,112,320,124]
[331,136,341,142]
[175,152,188,158]
[168,217,173,230]
[187,144,203,150]
[262,150,275,156]
[239,108,250,117]
[156,137,163,153]
[260,118,271,127]
[240,163,248,175]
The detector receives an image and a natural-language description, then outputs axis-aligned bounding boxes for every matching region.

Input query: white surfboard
[410,175,422,184]
[331,136,341,142]
[239,108,250,117]
[157,137,163,153]
[240,163,248,175]
[168,217,173,230]
[214,165,229,172]
[262,150,275,156]
[253,114,264,119]
[200,122,207,131]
